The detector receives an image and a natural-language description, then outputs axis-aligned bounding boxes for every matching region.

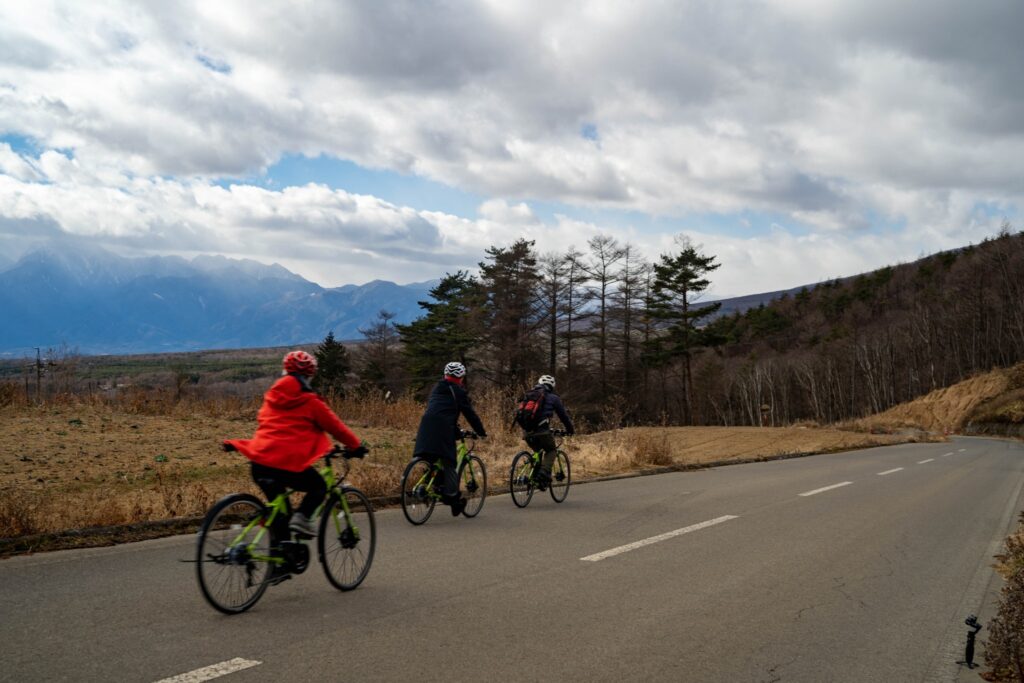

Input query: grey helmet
[444,361,467,378]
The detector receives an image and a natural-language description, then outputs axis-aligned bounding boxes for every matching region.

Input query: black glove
[566,430,575,437]
[346,444,369,459]
[478,431,488,439]
[221,441,236,453]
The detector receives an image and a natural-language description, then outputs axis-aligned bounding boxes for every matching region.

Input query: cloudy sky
[1,1,1021,296]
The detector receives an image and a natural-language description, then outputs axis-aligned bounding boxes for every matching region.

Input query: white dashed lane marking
[877,468,904,476]
[153,659,261,683]
[580,515,739,562]
[917,458,934,464]
[799,482,853,497]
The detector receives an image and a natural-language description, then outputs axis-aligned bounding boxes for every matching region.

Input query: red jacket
[227,375,361,472]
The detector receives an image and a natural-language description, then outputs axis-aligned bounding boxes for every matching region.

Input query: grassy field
[0,388,930,540]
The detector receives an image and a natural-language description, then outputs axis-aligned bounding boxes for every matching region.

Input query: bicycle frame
[411,437,478,499]
[226,455,362,565]
[515,434,566,479]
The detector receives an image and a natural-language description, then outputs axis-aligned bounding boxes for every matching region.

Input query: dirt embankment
[855,365,1023,434]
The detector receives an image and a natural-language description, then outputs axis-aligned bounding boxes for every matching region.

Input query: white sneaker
[289,512,316,537]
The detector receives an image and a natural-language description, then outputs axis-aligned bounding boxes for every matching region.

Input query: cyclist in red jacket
[224,350,366,540]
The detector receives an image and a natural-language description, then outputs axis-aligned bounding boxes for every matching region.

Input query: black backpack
[513,387,547,431]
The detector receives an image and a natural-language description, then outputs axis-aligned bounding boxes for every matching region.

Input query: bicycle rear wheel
[509,451,535,508]
[461,455,487,518]
[549,450,571,503]
[195,493,272,614]
[401,457,437,525]
[319,487,376,591]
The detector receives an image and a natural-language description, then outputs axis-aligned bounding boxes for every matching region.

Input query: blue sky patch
[259,154,486,217]
[196,53,231,74]
[0,133,41,156]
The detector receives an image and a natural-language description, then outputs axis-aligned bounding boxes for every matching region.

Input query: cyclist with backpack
[412,361,488,516]
[514,374,575,490]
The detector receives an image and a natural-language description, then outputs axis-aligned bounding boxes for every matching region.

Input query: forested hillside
[383,226,1024,429]
[699,227,1024,426]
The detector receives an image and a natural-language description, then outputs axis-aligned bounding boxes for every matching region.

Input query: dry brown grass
[985,512,1024,681]
[854,366,1015,434]
[1,389,926,540]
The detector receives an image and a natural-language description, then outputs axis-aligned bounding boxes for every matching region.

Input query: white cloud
[0,0,1021,291]
[0,144,41,181]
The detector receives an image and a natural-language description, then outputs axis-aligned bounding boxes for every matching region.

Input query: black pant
[525,431,557,475]
[250,462,327,542]
[420,452,460,502]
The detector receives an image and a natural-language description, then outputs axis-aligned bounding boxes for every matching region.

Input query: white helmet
[444,361,466,378]
[538,374,556,390]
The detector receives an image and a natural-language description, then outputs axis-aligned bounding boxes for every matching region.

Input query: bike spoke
[320,489,376,591]
[196,495,272,614]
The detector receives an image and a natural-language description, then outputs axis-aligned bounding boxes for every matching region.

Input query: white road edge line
[580,515,738,562]
[877,468,904,476]
[917,458,935,464]
[154,658,261,683]
[798,482,853,497]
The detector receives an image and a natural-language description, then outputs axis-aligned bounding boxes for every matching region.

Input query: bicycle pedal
[268,572,292,586]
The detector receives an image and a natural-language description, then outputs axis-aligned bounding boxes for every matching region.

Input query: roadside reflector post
[957,614,982,669]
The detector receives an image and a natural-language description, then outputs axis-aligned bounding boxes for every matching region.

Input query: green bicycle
[400,430,487,525]
[195,445,375,614]
[509,429,571,507]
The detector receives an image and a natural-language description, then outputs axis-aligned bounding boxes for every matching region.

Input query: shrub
[631,433,673,467]
[0,382,26,408]
[985,512,1024,681]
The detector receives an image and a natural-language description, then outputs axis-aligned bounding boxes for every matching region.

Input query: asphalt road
[1,436,1022,682]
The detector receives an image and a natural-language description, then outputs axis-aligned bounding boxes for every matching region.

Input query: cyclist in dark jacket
[413,361,487,515]
[522,374,575,491]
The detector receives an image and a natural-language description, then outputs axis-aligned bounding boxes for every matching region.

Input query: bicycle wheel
[319,487,376,591]
[195,493,272,614]
[549,450,571,503]
[509,451,535,508]
[401,457,437,525]
[460,455,487,518]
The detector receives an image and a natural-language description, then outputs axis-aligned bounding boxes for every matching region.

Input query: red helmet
[283,350,317,376]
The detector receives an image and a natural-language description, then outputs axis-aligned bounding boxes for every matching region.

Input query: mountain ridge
[0,244,433,355]
[0,242,817,356]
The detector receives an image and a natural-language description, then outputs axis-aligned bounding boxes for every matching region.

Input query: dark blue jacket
[413,379,487,459]
[528,385,575,435]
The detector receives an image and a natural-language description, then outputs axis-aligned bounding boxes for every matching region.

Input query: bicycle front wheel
[461,455,487,518]
[401,457,437,525]
[509,451,535,508]
[549,450,571,503]
[195,493,272,614]
[319,487,376,591]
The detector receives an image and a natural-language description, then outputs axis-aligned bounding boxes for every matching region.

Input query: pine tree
[478,239,544,389]
[585,235,625,398]
[538,252,568,373]
[396,271,484,391]
[312,331,351,397]
[645,237,721,424]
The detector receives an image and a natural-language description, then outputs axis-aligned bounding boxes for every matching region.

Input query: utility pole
[35,347,42,403]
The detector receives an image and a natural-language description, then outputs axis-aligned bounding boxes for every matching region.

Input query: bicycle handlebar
[459,429,480,440]
[326,444,369,460]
